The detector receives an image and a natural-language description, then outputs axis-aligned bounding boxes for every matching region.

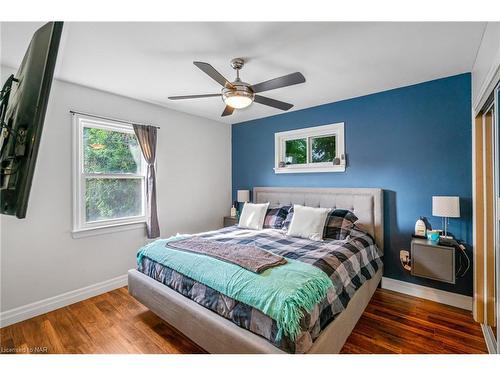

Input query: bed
[128,187,384,354]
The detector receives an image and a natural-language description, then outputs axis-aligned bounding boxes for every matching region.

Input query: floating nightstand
[411,238,455,284]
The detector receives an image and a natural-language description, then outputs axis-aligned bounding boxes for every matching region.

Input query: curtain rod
[69,110,160,129]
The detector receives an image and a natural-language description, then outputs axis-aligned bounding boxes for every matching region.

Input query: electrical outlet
[400,250,411,271]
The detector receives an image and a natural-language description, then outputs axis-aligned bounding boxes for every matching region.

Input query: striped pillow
[282,205,294,230]
[323,209,358,240]
[263,206,291,229]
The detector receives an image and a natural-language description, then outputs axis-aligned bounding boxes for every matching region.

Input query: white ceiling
[1,22,487,124]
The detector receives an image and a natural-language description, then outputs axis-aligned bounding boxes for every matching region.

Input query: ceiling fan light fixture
[222,84,254,109]
[169,58,305,117]
[223,93,253,109]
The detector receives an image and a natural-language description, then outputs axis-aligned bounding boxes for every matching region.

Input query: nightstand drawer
[411,239,455,284]
[223,216,238,227]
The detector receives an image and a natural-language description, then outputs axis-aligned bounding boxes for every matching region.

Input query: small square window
[310,135,336,163]
[285,138,307,165]
[83,127,142,174]
[85,178,144,223]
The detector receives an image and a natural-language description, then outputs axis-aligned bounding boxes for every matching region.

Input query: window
[72,114,146,235]
[285,139,307,164]
[275,122,345,173]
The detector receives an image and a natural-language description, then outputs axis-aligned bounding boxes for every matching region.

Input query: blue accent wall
[232,73,472,296]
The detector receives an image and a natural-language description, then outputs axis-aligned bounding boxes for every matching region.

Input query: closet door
[474,113,485,322]
[474,85,499,352]
[473,114,485,323]
[484,107,496,330]
[495,87,500,346]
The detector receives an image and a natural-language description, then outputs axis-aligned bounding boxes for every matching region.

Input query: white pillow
[238,202,270,230]
[287,204,331,241]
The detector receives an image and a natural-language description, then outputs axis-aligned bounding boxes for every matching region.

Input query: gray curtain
[133,124,160,238]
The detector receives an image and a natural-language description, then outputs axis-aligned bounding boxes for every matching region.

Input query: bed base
[127,267,382,354]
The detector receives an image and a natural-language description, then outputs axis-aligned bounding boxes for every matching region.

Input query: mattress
[137,225,382,354]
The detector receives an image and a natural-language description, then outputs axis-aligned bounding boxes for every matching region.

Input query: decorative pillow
[238,202,270,230]
[282,205,294,230]
[263,205,291,229]
[286,204,331,241]
[323,209,358,240]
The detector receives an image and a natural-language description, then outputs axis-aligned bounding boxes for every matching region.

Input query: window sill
[71,220,146,239]
[274,165,346,174]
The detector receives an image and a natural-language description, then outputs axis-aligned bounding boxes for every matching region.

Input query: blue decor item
[426,230,441,242]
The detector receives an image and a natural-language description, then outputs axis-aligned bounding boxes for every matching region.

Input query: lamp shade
[432,196,460,218]
[237,190,250,203]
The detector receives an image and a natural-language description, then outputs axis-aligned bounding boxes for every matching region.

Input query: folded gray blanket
[166,236,287,273]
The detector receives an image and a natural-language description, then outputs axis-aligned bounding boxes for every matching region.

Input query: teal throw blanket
[137,236,333,341]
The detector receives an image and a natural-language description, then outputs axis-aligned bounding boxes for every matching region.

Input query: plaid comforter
[138,225,382,353]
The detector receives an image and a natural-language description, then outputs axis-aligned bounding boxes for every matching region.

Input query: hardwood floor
[0,287,487,354]
[341,289,487,354]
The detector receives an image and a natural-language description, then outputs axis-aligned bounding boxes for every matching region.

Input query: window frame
[72,113,147,236]
[274,122,345,173]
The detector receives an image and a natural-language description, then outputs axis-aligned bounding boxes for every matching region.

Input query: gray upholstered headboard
[253,187,384,252]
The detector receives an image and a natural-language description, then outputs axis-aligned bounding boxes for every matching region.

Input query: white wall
[472,22,500,111]
[0,67,231,314]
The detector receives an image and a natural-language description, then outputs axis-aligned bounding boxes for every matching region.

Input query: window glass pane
[85,178,143,222]
[83,127,141,174]
[285,138,307,164]
[311,135,336,163]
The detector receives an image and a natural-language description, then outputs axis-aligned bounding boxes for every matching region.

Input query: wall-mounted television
[0,22,63,218]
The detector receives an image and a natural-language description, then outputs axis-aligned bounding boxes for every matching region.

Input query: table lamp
[432,196,460,239]
[237,190,250,217]
[237,190,250,203]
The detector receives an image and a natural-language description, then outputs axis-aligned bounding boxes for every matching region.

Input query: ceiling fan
[168,58,306,117]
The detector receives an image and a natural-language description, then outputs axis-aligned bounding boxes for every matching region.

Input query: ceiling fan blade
[221,105,234,117]
[254,95,293,111]
[250,72,305,93]
[193,61,234,89]
[168,94,221,100]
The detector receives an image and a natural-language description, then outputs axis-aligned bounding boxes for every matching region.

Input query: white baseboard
[481,324,498,354]
[0,274,128,328]
[381,277,473,311]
